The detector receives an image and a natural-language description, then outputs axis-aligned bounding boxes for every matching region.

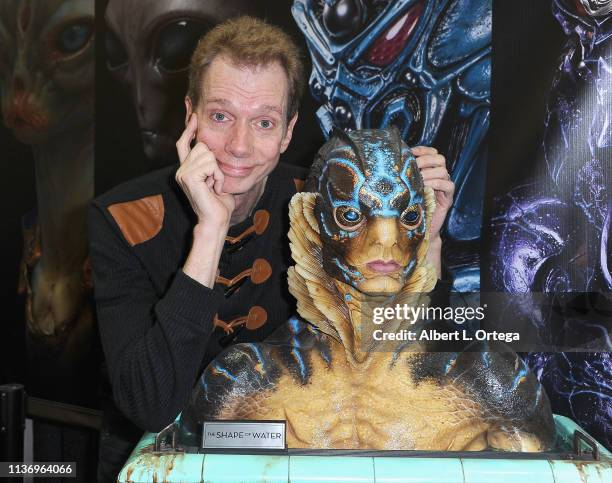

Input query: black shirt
[88,161,306,434]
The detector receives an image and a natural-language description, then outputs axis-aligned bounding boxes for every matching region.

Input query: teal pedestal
[118,415,612,483]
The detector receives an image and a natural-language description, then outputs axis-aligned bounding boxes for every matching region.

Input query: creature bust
[180,128,554,451]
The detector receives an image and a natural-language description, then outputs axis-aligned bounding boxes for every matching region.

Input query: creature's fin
[288,193,350,344]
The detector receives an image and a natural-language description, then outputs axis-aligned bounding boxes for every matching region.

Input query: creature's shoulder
[265,317,334,385]
[409,343,554,441]
[200,318,331,398]
[426,0,491,69]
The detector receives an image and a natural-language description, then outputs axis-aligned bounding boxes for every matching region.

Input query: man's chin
[222,179,254,196]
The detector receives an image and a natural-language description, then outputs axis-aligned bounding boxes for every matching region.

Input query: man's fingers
[175,145,217,188]
[176,114,198,163]
[420,166,450,181]
[412,146,438,156]
[415,153,446,169]
[212,165,225,195]
[424,178,455,195]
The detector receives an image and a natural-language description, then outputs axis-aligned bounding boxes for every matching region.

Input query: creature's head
[0,0,94,145]
[292,0,429,142]
[552,0,612,45]
[307,127,432,295]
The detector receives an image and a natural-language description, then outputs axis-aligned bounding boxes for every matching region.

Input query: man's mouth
[366,260,401,274]
[218,161,255,177]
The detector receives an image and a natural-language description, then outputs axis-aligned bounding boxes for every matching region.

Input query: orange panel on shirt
[108,194,164,246]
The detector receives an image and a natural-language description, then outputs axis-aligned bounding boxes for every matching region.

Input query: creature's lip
[366,260,401,274]
[218,161,255,177]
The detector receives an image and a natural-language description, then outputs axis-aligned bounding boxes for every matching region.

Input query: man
[89,15,453,480]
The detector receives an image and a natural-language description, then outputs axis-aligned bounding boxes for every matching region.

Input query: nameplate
[201,421,286,450]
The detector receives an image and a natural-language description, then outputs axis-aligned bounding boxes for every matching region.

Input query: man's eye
[259,119,273,129]
[213,113,226,122]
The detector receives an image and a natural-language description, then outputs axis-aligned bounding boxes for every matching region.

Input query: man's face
[186,55,297,195]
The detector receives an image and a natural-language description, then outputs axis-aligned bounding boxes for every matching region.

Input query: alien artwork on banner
[489,0,612,449]
[0,0,98,406]
[104,0,265,167]
[180,128,553,451]
[292,0,491,292]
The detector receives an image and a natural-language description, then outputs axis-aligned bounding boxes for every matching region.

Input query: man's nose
[227,120,253,158]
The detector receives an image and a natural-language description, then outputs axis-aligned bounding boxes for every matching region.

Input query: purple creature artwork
[490,0,611,449]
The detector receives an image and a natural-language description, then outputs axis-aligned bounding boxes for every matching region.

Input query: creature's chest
[246,352,489,450]
[19,219,93,337]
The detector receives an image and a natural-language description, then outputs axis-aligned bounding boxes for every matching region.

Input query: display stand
[118,415,611,482]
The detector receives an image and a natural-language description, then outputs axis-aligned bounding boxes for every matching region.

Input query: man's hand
[412,146,455,278]
[176,114,235,288]
[175,114,235,228]
[412,146,454,241]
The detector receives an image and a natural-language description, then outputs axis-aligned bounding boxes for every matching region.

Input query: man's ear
[184,96,194,126]
[280,112,298,153]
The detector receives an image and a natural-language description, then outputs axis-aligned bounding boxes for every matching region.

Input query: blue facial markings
[319,156,366,240]
[361,140,408,218]
[314,128,428,289]
[332,257,364,283]
[319,133,425,237]
[401,259,417,278]
[293,0,492,291]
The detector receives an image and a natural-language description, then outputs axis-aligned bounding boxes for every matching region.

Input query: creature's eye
[400,205,422,229]
[155,20,209,72]
[57,21,93,55]
[105,29,128,70]
[334,206,364,230]
[364,1,423,67]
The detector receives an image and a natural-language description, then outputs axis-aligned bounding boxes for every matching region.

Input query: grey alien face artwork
[104,0,262,165]
[0,0,94,145]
